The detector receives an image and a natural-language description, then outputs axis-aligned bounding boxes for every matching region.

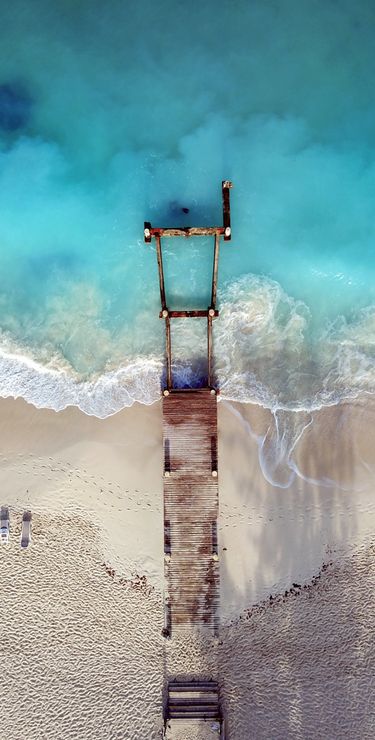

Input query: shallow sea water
[0,0,375,429]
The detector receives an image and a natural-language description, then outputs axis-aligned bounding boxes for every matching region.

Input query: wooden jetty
[145,181,231,738]
[163,387,219,631]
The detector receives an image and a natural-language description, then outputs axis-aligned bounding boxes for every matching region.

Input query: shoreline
[1,327,375,416]
[0,394,374,619]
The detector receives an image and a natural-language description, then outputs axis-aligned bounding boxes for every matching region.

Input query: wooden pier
[145,181,231,737]
[163,388,219,630]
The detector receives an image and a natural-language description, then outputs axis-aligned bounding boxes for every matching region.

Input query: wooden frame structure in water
[144,180,233,391]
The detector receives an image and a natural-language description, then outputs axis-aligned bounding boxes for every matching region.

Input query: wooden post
[163,595,172,639]
[222,180,233,241]
[207,309,214,387]
[164,519,171,554]
[165,315,172,390]
[211,232,220,309]
[220,718,226,740]
[211,521,218,556]
[144,221,152,243]
[211,435,218,474]
[155,234,167,310]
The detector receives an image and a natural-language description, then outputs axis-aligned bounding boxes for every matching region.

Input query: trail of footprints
[0,451,264,539]
[0,452,163,521]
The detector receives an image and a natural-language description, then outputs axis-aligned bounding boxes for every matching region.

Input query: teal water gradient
[0,0,375,420]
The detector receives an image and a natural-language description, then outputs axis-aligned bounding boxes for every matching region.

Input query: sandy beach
[0,395,374,739]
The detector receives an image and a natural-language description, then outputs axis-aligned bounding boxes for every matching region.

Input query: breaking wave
[0,274,374,419]
[0,333,162,417]
[216,275,375,412]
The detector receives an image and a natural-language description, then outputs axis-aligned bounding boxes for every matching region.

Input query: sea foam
[0,274,373,421]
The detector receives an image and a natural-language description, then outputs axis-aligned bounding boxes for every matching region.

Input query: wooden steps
[166,680,222,723]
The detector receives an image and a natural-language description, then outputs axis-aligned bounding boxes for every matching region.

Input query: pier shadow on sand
[217,394,375,738]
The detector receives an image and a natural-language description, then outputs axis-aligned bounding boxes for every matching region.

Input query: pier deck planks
[163,389,219,630]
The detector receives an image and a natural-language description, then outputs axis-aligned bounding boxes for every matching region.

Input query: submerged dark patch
[0,83,32,132]
[28,251,81,280]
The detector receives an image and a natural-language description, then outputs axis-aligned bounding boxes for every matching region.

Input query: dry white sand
[0,396,374,739]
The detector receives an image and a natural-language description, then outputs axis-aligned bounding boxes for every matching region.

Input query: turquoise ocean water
[0,1,375,441]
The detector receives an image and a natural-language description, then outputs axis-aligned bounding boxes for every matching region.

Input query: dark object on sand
[20,511,32,549]
[0,506,9,544]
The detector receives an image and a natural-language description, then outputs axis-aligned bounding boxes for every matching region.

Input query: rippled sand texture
[0,512,165,740]
[163,547,375,739]
[1,525,374,739]
[219,544,375,740]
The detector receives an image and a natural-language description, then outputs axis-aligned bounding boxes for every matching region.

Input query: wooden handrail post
[220,718,226,740]
[222,180,233,241]
[211,232,220,309]
[165,315,172,390]
[155,234,167,310]
[207,309,215,387]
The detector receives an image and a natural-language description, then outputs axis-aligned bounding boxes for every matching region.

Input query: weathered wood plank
[150,226,225,238]
[159,309,219,319]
